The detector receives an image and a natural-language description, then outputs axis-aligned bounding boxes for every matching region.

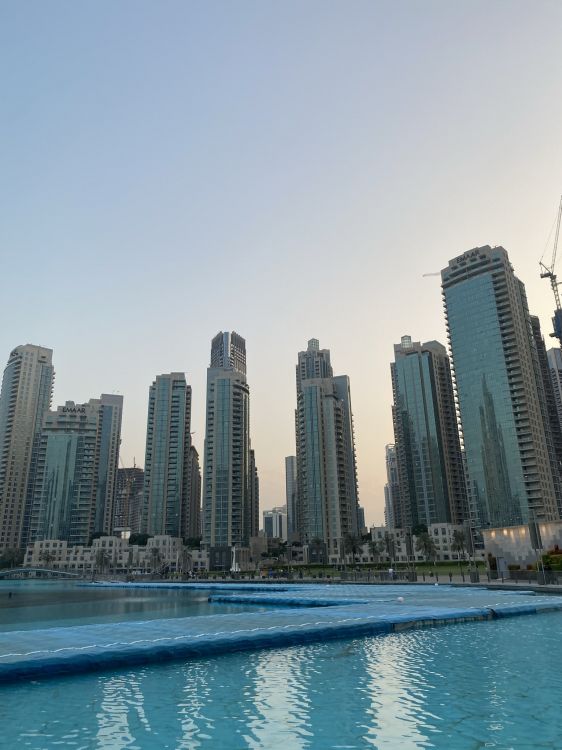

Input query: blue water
[1,611,560,749]
[0,581,264,631]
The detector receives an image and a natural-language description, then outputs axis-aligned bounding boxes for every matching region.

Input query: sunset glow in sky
[2,1,562,524]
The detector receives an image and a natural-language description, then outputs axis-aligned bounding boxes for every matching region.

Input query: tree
[0,548,24,569]
[343,534,363,564]
[383,532,395,562]
[412,523,428,537]
[95,549,110,572]
[415,532,438,563]
[149,547,162,573]
[184,536,202,549]
[451,530,466,566]
[39,549,55,568]
[368,539,384,563]
[129,533,151,546]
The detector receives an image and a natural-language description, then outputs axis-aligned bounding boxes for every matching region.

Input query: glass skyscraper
[0,344,54,552]
[391,336,467,529]
[442,246,560,527]
[203,332,255,549]
[142,373,192,538]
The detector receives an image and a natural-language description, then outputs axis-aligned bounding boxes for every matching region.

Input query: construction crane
[540,195,562,342]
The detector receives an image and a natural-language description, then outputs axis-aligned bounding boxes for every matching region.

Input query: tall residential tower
[30,395,123,546]
[202,332,256,549]
[295,339,359,558]
[442,246,561,526]
[142,373,193,538]
[391,336,467,529]
[0,345,54,551]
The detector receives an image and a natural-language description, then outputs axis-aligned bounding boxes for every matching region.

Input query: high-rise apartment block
[391,336,467,529]
[285,455,297,535]
[30,395,123,546]
[442,246,561,526]
[183,445,201,540]
[295,339,359,558]
[384,444,399,529]
[263,506,287,540]
[203,332,256,548]
[548,347,562,430]
[142,373,193,538]
[115,466,145,534]
[0,345,54,551]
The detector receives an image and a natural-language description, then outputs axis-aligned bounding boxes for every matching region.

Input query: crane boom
[540,195,562,312]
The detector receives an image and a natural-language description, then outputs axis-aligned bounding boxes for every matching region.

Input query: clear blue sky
[2,1,562,524]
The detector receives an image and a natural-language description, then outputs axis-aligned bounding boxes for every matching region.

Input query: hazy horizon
[3,1,562,525]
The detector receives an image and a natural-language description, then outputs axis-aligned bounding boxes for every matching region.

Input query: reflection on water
[1,612,561,748]
[0,581,260,631]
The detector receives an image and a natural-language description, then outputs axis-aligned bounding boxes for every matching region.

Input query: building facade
[263,506,287,540]
[0,345,54,552]
[390,335,467,529]
[142,373,192,538]
[547,347,562,431]
[183,445,201,540]
[285,455,298,535]
[202,332,255,548]
[384,444,399,529]
[30,395,123,546]
[295,339,360,558]
[114,466,145,534]
[442,246,561,527]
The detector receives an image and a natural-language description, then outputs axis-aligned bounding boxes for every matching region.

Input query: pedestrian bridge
[0,567,81,579]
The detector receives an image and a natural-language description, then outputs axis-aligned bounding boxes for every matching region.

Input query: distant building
[384,444,399,529]
[30,395,123,546]
[142,373,193,537]
[285,456,297,535]
[203,332,256,548]
[115,466,145,534]
[548,347,562,431]
[0,345,54,551]
[183,445,201,540]
[249,449,260,539]
[391,335,467,528]
[263,506,287,540]
[295,339,360,557]
[442,246,561,526]
[357,505,366,533]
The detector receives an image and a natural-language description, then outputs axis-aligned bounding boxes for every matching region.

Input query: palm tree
[415,532,438,565]
[451,529,467,572]
[383,532,395,563]
[150,547,162,574]
[94,549,110,575]
[39,549,55,568]
[368,539,384,564]
[343,534,363,564]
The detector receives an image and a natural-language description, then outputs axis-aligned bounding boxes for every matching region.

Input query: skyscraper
[0,345,54,552]
[30,395,123,545]
[142,373,192,537]
[115,466,145,534]
[547,347,562,430]
[249,448,260,539]
[530,317,562,518]
[384,444,399,528]
[442,246,561,526]
[203,332,255,548]
[183,445,201,540]
[390,336,467,529]
[295,339,359,558]
[285,455,297,535]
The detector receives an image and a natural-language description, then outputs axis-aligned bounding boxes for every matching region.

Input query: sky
[2,0,562,525]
